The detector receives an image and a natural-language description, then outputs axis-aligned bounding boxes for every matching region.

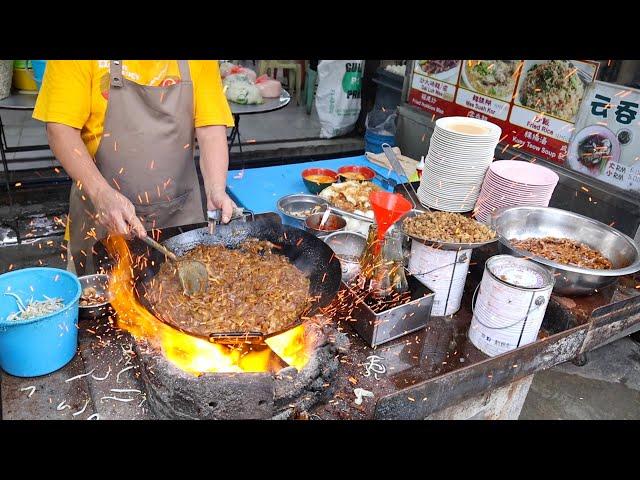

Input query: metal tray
[340,273,435,347]
[399,209,499,251]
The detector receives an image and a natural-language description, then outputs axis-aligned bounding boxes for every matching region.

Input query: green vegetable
[473,62,490,76]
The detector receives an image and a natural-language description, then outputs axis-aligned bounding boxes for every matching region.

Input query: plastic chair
[259,60,302,105]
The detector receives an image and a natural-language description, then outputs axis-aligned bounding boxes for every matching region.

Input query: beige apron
[68,60,205,275]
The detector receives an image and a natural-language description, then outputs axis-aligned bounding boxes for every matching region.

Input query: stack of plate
[417,116,502,213]
[474,160,559,224]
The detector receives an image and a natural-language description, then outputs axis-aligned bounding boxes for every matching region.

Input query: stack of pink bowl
[474,160,559,224]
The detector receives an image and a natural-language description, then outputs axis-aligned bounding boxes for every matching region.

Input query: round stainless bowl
[323,231,367,282]
[491,206,640,296]
[78,274,113,321]
[276,194,329,228]
[304,212,347,237]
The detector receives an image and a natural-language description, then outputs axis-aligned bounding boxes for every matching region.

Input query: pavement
[0,92,363,174]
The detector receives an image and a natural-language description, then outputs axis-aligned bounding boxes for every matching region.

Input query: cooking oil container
[408,241,471,316]
[468,255,554,357]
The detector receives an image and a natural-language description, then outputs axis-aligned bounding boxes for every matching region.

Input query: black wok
[97,214,342,343]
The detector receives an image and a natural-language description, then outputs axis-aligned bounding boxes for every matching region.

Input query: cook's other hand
[92,185,147,238]
[206,186,237,223]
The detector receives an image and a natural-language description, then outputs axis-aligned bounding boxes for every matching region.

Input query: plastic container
[0,267,82,377]
[30,60,47,90]
[12,68,38,91]
[364,108,397,154]
[365,130,396,154]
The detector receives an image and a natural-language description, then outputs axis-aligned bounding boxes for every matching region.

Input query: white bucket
[408,241,471,316]
[469,255,554,357]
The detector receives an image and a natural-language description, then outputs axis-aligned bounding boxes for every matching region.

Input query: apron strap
[177,60,191,82]
[110,60,124,88]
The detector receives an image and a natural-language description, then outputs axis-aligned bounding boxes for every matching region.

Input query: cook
[33,60,236,275]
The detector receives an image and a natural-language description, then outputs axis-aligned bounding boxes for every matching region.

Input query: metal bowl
[78,274,113,321]
[276,194,329,228]
[323,231,367,282]
[304,212,347,237]
[400,209,499,251]
[491,206,640,295]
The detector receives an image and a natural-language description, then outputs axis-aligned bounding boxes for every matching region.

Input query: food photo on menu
[515,60,596,123]
[460,60,522,101]
[415,60,461,83]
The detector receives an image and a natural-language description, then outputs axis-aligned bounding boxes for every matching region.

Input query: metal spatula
[141,236,208,296]
[382,143,430,212]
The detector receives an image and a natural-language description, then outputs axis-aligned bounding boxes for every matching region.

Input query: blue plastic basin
[0,267,81,377]
[365,130,396,155]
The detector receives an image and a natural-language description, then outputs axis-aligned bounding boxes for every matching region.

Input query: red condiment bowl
[302,168,339,194]
[337,165,376,182]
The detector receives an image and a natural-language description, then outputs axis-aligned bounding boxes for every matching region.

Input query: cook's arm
[46,122,146,237]
[196,125,236,223]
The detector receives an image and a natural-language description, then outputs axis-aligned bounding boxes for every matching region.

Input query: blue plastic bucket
[0,267,81,377]
[365,130,396,154]
[30,60,47,90]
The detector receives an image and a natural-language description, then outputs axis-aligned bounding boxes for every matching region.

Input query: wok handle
[141,236,178,262]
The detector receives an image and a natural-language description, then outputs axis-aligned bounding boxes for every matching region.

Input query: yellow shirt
[33,60,234,157]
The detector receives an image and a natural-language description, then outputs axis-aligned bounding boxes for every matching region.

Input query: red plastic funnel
[369,191,412,242]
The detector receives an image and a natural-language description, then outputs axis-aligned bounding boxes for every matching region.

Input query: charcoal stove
[94,222,349,420]
[133,317,349,420]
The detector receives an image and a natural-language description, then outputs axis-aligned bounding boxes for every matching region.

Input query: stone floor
[520,337,640,420]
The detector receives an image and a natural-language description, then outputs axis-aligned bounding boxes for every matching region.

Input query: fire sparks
[105,236,312,375]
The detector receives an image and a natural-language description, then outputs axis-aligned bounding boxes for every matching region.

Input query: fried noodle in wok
[147,240,311,336]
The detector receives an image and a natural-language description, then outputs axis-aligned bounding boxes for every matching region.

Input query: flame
[105,235,310,375]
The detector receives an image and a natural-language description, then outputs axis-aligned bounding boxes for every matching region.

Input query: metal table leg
[0,113,13,207]
[228,114,243,153]
[235,114,243,153]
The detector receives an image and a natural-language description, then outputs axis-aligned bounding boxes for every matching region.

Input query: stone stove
[133,318,349,420]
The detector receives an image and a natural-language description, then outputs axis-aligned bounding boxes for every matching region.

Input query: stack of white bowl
[418,117,502,212]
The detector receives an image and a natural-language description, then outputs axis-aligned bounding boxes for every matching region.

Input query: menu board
[407,60,461,117]
[567,81,640,192]
[407,59,600,164]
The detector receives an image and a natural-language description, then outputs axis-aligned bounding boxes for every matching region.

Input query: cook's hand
[207,186,236,223]
[91,186,147,238]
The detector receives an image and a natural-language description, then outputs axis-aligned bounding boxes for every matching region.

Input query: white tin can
[408,241,471,316]
[469,255,555,357]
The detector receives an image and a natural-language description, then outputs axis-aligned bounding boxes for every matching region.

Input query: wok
[98,214,343,343]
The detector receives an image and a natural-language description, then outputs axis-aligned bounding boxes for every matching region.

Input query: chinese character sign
[567,81,640,193]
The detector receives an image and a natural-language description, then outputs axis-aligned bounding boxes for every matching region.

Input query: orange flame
[105,236,311,376]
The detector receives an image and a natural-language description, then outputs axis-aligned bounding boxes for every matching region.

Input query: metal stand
[227,113,243,153]
[0,94,53,245]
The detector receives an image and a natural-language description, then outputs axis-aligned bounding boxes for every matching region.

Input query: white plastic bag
[315,60,364,138]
